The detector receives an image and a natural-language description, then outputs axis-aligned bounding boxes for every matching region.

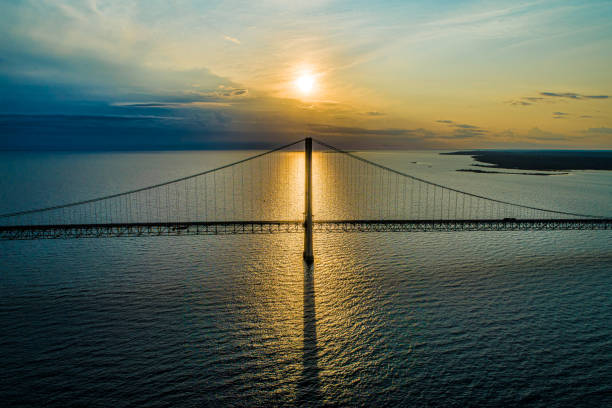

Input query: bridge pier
[303,138,314,264]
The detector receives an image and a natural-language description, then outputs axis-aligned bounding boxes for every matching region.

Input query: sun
[295,73,315,95]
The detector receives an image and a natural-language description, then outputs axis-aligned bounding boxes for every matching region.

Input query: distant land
[442,150,612,171]
[456,169,568,176]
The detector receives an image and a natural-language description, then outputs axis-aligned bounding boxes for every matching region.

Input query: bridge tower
[303,137,314,264]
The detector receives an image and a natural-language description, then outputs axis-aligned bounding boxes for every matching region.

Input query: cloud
[552,111,568,119]
[113,102,175,108]
[192,86,249,99]
[223,35,241,45]
[0,113,200,150]
[436,119,487,138]
[365,111,385,116]
[508,100,532,106]
[0,113,179,123]
[541,92,580,99]
[437,130,485,139]
[177,101,233,108]
[509,92,609,106]
[308,123,430,137]
[115,101,234,109]
[585,127,612,135]
[304,124,442,149]
[450,129,487,138]
[219,88,248,97]
[524,97,545,102]
[540,92,609,100]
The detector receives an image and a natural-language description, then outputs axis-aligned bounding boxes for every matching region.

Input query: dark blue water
[1,151,611,406]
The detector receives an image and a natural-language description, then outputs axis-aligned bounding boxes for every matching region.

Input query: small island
[443,150,612,171]
[456,168,568,176]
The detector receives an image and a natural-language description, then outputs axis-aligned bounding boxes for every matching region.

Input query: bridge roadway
[1,218,611,240]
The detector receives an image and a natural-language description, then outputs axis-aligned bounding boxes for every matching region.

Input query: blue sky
[1,0,611,149]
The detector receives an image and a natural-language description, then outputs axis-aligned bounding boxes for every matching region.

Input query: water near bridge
[1,149,611,407]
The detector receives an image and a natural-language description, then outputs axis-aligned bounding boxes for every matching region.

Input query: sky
[1,0,611,150]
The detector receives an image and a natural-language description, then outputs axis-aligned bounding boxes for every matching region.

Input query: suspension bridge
[1,138,610,262]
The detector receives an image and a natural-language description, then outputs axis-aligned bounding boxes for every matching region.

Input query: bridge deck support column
[303,137,314,264]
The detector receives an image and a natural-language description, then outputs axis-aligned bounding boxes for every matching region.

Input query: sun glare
[295,74,315,95]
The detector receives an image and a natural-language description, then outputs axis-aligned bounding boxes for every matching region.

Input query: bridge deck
[1,219,610,240]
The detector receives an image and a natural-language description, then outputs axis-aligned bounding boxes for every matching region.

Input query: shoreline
[442,150,612,171]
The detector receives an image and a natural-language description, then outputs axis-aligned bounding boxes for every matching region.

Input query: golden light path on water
[209,151,347,401]
[222,150,415,402]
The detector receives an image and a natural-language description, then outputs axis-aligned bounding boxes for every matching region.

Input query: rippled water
[1,150,611,407]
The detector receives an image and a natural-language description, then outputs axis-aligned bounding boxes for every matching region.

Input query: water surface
[1,150,611,407]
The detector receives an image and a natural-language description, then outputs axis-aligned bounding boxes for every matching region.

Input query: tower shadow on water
[298,261,321,404]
